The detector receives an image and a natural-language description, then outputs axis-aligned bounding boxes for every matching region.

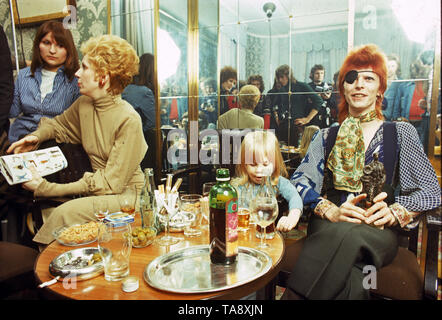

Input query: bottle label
[225,198,238,257]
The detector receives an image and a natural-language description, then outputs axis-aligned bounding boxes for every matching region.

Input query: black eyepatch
[344,70,378,84]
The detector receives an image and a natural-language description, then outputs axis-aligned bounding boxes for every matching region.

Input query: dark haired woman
[122,53,156,168]
[8,20,80,143]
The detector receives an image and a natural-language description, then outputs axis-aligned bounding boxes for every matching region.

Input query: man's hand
[364,192,397,227]
[7,135,39,154]
[324,194,367,224]
[294,117,309,126]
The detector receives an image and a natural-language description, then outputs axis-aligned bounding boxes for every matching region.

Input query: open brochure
[0,146,67,185]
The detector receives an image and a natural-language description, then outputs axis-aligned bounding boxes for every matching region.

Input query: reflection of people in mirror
[382,54,402,121]
[219,66,237,116]
[272,64,323,147]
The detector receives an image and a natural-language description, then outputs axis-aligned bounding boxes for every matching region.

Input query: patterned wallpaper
[0,0,108,65]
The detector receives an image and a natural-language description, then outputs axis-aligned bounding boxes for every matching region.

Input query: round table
[34,223,285,300]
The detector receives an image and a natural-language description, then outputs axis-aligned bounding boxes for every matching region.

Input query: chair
[0,241,39,299]
[270,206,441,300]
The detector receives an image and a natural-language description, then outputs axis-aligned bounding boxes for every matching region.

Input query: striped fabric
[291,121,441,228]
[8,66,80,143]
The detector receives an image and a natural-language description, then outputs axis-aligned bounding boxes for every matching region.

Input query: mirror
[354,0,440,154]
[109,0,440,166]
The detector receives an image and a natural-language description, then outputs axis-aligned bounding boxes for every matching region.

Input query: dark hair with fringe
[31,20,79,81]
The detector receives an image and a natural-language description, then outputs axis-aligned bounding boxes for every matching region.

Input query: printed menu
[0,147,67,185]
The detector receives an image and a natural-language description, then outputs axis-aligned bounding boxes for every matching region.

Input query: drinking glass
[156,192,181,246]
[118,185,137,215]
[201,182,216,226]
[97,221,132,281]
[250,195,278,248]
[237,185,251,232]
[202,182,216,197]
[180,194,203,237]
[93,198,109,222]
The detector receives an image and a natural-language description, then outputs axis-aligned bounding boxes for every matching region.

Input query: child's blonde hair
[299,125,320,158]
[235,130,287,186]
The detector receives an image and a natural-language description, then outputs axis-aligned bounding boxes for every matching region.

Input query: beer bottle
[209,168,238,265]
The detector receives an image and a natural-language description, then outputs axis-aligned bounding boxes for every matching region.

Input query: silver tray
[49,247,107,281]
[144,245,272,293]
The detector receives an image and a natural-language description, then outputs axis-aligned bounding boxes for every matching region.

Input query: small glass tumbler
[180,194,203,237]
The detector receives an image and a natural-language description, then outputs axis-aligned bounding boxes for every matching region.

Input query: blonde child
[233,130,303,232]
[299,125,320,158]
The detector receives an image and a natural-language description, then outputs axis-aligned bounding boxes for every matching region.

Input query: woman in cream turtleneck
[8,35,147,245]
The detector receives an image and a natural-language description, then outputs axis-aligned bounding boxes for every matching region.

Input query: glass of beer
[237,184,252,232]
[237,207,251,231]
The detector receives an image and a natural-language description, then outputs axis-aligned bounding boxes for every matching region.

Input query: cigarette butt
[171,178,183,193]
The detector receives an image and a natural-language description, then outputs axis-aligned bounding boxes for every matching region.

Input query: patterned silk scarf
[327,109,378,192]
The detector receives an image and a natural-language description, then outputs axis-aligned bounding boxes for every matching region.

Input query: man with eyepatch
[282,44,440,300]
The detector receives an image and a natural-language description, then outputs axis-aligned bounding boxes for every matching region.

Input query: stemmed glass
[250,187,278,249]
[155,191,181,246]
[93,198,109,222]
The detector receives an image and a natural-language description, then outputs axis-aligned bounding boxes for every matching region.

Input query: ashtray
[49,247,107,281]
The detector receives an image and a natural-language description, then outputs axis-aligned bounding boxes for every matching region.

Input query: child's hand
[276,208,301,232]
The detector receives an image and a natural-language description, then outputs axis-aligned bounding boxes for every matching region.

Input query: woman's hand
[7,135,39,154]
[276,208,301,232]
[324,194,367,224]
[22,165,44,192]
[364,192,397,227]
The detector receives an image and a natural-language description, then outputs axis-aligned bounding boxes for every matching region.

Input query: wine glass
[251,195,278,249]
[155,192,181,246]
[93,198,109,222]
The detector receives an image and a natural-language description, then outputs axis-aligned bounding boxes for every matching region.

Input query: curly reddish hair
[337,44,387,123]
[81,35,139,95]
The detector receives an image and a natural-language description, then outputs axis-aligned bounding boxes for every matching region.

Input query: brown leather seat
[372,247,423,300]
[0,241,39,298]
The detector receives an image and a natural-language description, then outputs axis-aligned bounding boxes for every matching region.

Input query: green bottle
[209,168,238,265]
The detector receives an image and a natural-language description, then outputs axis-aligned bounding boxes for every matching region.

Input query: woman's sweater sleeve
[34,110,147,197]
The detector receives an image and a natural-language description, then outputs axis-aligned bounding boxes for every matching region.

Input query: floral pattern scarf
[327,110,378,192]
